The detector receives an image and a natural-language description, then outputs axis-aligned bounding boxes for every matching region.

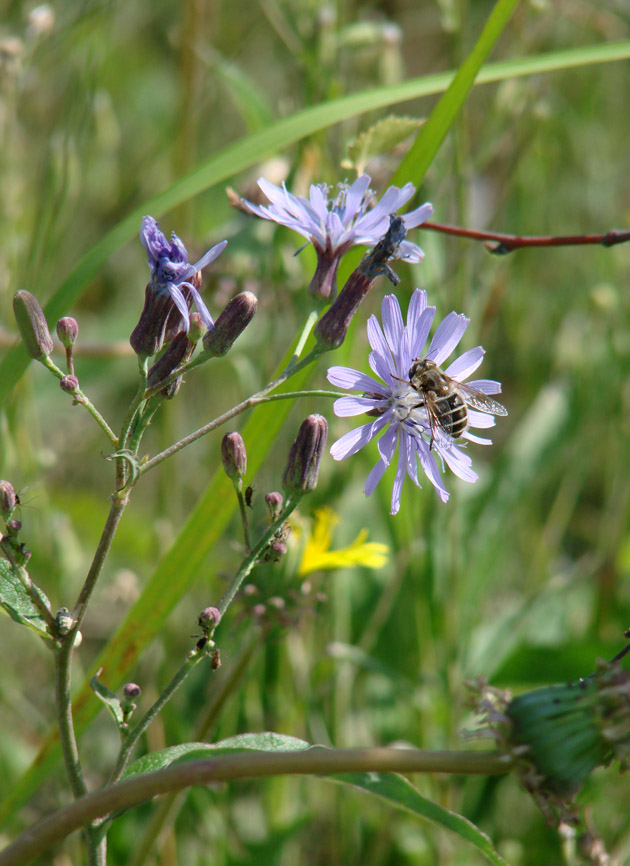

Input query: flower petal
[445,346,484,381]
[467,410,495,429]
[333,396,384,417]
[426,312,469,365]
[401,201,433,229]
[467,378,502,395]
[381,294,405,355]
[191,240,228,272]
[330,415,389,460]
[327,365,387,394]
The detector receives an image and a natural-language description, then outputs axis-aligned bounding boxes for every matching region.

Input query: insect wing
[457,382,508,416]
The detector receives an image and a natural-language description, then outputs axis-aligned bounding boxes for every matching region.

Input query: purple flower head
[327,290,506,515]
[239,176,433,299]
[140,216,227,330]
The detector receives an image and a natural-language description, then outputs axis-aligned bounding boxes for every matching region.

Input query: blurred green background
[1,0,630,863]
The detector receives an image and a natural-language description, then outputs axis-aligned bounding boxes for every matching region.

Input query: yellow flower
[297,507,389,576]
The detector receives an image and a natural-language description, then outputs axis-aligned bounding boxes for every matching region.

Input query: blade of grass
[2,39,630,407]
[390,0,520,187]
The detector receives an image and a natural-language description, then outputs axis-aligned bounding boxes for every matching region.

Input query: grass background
[1,0,630,864]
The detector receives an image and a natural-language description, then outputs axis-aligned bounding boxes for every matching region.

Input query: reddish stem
[421,221,630,255]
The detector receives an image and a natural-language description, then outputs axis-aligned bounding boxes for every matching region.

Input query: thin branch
[421,220,630,254]
[0,747,512,866]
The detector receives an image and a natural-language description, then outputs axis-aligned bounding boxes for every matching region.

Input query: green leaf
[123,733,509,866]
[341,115,425,175]
[123,732,309,778]
[329,770,510,866]
[0,559,52,641]
[89,673,125,728]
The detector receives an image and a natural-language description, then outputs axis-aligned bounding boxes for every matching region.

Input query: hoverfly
[408,358,507,449]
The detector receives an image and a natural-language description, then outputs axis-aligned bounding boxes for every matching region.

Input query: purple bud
[202,291,257,357]
[7,518,22,533]
[123,682,142,699]
[147,330,195,398]
[265,491,283,520]
[60,375,80,394]
[199,606,221,631]
[56,317,79,348]
[221,432,247,480]
[282,415,328,496]
[13,291,54,360]
[0,480,17,515]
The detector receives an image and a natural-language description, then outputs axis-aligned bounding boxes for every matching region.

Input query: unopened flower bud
[199,606,221,632]
[123,682,142,699]
[147,330,196,398]
[265,491,283,519]
[60,375,79,394]
[7,518,22,534]
[202,291,257,357]
[282,415,328,496]
[221,432,247,480]
[0,480,17,516]
[13,290,54,360]
[56,317,78,348]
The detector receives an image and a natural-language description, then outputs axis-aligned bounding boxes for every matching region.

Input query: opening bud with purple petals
[202,291,258,358]
[221,432,247,481]
[13,290,54,360]
[282,415,328,497]
[130,216,227,357]
[198,606,221,633]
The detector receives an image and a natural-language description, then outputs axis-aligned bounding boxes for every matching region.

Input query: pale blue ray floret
[242,175,433,261]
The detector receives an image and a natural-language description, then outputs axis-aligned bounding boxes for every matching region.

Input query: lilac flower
[130,217,227,356]
[327,290,505,515]
[140,216,227,330]
[239,176,433,298]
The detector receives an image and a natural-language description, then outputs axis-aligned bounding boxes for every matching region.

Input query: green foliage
[0,560,52,641]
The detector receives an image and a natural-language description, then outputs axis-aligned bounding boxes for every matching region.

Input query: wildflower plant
[1,151,626,866]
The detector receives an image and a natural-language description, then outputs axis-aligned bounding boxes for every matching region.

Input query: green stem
[118,355,150,466]
[234,481,252,553]
[42,356,118,446]
[0,747,512,866]
[217,499,297,618]
[109,648,208,783]
[71,494,128,630]
[138,380,336,477]
[127,631,269,866]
